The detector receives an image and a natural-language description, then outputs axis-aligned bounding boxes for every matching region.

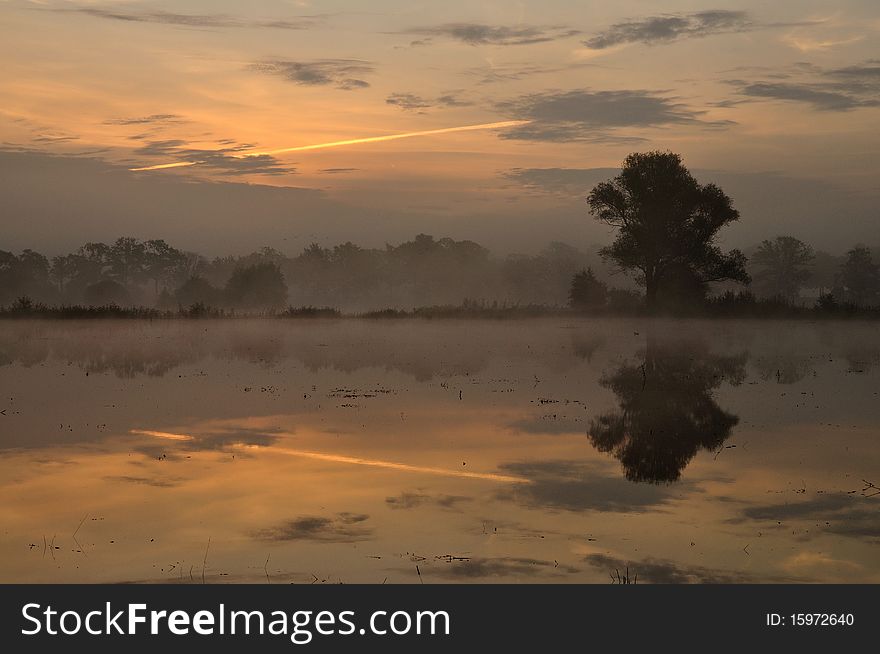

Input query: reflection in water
[1,318,879,584]
[590,334,746,483]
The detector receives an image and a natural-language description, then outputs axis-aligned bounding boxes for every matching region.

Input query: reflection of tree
[589,335,746,483]
[752,353,814,384]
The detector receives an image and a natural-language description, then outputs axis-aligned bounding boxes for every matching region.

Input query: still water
[1,318,878,583]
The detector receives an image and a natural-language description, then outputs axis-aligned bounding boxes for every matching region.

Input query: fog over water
[1,318,877,583]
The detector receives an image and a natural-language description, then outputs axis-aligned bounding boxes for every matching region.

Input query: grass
[2,294,878,320]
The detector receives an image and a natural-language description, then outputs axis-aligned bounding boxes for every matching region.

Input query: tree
[224,262,288,310]
[144,239,187,297]
[751,236,814,302]
[83,279,131,306]
[587,151,748,309]
[569,268,608,310]
[108,237,147,288]
[838,245,879,305]
[174,276,221,307]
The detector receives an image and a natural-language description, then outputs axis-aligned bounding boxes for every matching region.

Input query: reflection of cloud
[250,60,373,90]
[102,475,181,488]
[425,557,579,579]
[585,10,754,49]
[67,7,322,31]
[385,491,472,510]
[735,494,880,540]
[507,416,584,435]
[584,553,802,583]
[401,23,580,46]
[496,89,729,142]
[253,513,372,543]
[497,460,696,513]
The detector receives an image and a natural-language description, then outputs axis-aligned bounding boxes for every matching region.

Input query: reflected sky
[1,318,878,583]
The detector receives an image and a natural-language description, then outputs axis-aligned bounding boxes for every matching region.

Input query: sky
[1,0,879,255]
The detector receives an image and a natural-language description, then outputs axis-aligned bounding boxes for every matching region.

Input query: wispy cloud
[585,10,754,49]
[496,88,730,142]
[385,92,473,112]
[250,59,373,90]
[726,61,880,111]
[131,139,295,176]
[103,114,183,126]
[400,23,581,46]
[64,7,323,31]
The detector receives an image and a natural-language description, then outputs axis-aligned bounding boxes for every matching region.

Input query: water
[1,318,878,583]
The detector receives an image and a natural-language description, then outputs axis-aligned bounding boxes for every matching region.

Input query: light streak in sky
[128,120,530,171]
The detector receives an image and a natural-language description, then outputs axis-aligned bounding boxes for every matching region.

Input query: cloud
[250,60,373,90]
[131,140,295,176]
[66,7,322,30]
[385,92,473,112]
[385,491,472,510]
[103,114,183,126]
[496,89,728,142]
[401,23,581,46]
[496,460,697,513]
[464,62,597,85]
[725,60,880,111]
[501,167,616,194]
[318,168,359,174]
[734,493,880,540]
[252,513,372,543]
[583,553,802,583]
[385,93,431,111]
[423,556,579,579]
[733,81,879,111]
[585,10,754,49]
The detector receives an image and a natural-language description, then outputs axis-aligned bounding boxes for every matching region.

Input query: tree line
[2,152,878,313]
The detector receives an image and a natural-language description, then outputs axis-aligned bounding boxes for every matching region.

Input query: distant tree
[569,268,608,310]
[751,236,814,302]
[108,237,147,288]
[144,239,187,297]
[224,262,288,310]
[587,151,748,309]
[838,245,879,305]
[50,254,77,294]
[174,276,221,307]
[83,279,131,306]
[0,249,55,304]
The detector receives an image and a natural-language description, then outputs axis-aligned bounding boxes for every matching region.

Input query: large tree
[751,235,814,301]
[587,151,748,308]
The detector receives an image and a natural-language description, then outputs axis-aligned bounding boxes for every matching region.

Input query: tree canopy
[587,151,748,308]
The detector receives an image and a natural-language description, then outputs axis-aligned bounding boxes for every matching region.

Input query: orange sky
[1,1,879,253]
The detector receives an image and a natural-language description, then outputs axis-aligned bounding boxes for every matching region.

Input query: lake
[1,318,878,583]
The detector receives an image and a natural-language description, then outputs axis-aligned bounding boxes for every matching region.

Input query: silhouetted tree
[107,237,147,288]
[144,239,187,297]
[569,268,608,310]
[224,262,288,310]
[838,245,879,305]
[751,236,814,302]
[587,151,748,309]
[589,334,746,483]
[174,276,221,307]
[83,279,130,305]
